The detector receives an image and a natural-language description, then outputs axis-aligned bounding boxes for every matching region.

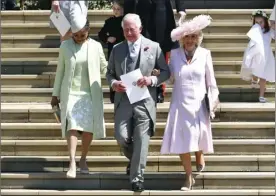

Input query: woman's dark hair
[84,19,90,30]
[112,0,124,7]
[252,11,270,33]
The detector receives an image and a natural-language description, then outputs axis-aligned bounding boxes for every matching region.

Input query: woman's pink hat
[171,14,212,42]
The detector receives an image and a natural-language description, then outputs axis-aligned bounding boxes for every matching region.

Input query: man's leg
[130,104,151,185]
[114,103,134,161]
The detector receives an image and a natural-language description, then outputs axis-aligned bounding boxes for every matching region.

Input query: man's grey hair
[121,13,142,28]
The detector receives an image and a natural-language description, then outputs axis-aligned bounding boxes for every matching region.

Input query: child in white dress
[241,10,275,103]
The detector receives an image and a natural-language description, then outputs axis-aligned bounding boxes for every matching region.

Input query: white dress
[241,27,275,82]
[160,47,219,154]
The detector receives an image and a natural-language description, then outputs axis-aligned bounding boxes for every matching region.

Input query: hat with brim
[70,7,87,33]
[171,15,212,42]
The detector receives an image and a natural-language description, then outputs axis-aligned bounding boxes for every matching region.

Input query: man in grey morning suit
[106,13,170,192]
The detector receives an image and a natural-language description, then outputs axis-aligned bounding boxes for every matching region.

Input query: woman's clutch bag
[52,105,61,123]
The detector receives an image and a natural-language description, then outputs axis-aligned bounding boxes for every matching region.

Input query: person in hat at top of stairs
[50,0,88,42]
[51,12,107,179]
[241,10,275,103]
[160,14,219,191]
[123,0,186,103]
[98,0,125,103]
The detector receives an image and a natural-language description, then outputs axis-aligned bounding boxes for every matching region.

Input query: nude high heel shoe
[181,176,195,191]
[196,164,205,172]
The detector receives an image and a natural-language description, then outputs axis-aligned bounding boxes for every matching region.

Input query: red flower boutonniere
[144,46,149,51]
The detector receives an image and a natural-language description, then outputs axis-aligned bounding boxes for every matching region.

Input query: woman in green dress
[51,14,107,178]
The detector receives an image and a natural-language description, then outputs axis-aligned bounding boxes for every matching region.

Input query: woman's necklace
[184,48,196,63]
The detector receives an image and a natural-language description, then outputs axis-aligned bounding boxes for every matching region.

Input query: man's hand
[152,69,160,76]
[112,81,127,92]
[52,0,60,13]
[137,76,152,88]
[107,37,116,43]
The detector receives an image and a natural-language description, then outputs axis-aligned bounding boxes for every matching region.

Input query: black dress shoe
[157,93,164,103]
[126,162,130,175]
[131,181,144,192]
[156,86,165,103]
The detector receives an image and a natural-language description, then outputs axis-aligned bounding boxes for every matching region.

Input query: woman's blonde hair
[179,31,204,48]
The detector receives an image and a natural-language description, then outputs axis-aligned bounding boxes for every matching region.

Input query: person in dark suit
[98,0,125,103]
[1,0,19,10]
[124,0,186,103]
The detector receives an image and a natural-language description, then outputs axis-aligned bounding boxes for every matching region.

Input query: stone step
[1,60,244,74]
[1,102,275,123]
[1,9,270,23]
[1,172,274,190]
[1,47,257,61]
[1,155,273,172]
[3,73,271,88]
[2,121,274,140]
[1,34,264,48]
[1,86,275,103]
[1,189,275,196]
[1,139,274,156]
[1,21,254,35]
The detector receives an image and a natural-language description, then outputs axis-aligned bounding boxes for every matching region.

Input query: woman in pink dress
[160,15,220,191]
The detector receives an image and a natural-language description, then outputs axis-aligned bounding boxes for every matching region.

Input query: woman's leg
[259,78,267,102]
[79,132,93,173]
[179,153,195,191]
[66,130,78,178]
[195,150,205,172]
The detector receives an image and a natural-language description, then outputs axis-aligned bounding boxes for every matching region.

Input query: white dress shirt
[127,36,142,58]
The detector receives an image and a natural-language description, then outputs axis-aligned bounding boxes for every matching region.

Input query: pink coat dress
[160,47,219,154]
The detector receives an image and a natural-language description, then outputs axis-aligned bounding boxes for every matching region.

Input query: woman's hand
[270,21,275,30]
[52,0,60,13]
[212,99,220,112]
[51,96,59,108]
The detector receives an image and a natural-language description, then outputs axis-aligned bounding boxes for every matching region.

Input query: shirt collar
[127,35,142,47]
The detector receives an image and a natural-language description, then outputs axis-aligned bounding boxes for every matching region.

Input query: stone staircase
[1,9,275,196]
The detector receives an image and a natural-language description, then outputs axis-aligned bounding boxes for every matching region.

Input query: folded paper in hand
[50,11,71,37]
[120,69,151,104]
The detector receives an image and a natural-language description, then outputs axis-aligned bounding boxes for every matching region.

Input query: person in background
[50,0,88,41]
[1,0,19,10]
[124,0,186,103]
[241,10,275,103]
[51,13,107,178]
[98,0,125,103]
[160,15,219,191]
